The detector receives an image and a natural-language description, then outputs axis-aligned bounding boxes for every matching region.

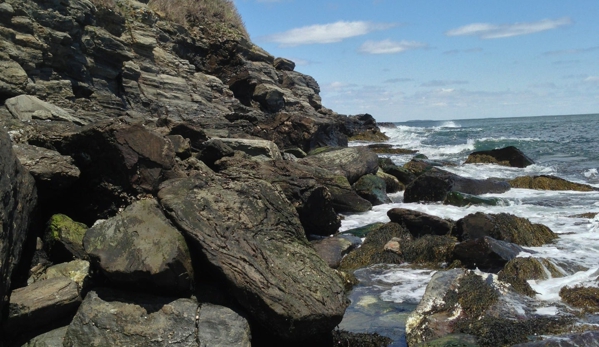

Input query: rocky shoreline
[1,1,599,346]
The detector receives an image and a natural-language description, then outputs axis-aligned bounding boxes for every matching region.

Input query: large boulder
[0,129,37,326]
[387,208,454,238]
[83,199,194,296]
[158,175,348,340]
[217,155,341,236]
[453,212,557,247]
[378,157,417,186]
[509,175,597,191]
[404,168,510,203]
[465,146,534,168]
[299,147,379,184]
[63,289,251,347]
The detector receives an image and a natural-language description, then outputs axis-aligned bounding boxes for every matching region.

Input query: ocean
[339,113,599,346]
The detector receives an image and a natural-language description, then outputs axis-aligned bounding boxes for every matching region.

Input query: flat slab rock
[63,289,250,347]
[158,175,348,339]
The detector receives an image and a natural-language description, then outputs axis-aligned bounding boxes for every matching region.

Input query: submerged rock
[465,146,534,168]
[509,175,597,191]
[559,286,599,313]
[158,175,348,340]
[512,330,599,347]
[453,212,557,247]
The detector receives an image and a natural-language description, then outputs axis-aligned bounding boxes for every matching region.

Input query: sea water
[339,114,599,345]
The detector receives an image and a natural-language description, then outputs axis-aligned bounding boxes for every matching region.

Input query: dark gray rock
[5,278,80,337]
[453,236,524,273]
[379,158,417,186]
[387,208,454,238]
[197,303,251,347]
[44,214,88,262]
[311,236,358,269]
[63,289,200,347]
[217,155,341,236]
[376,169,403,193]
[443,191,500,207]
[21,326,68,347]
[404,168,510,203]
[158,175,348,339]
[299,147,379,184]
[83,198,194,296]
[352,174,391,205]
[465,146,534,168]
[0,129,37,326]
[454,212,557,247]
[274,57,296,71]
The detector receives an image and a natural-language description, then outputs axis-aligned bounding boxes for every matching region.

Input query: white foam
[535,306,559,315]
[374,267,436,304]
[529,268,599,301]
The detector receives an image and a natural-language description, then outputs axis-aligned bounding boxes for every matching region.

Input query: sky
[233,0,599,121]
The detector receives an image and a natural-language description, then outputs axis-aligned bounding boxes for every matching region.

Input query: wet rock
[63,289,200,347]
[311,236,358,269]
[343,222,386,238]
[378,157,417,186]
[158,175,348,339]
[498,257,564,296]
[416,334,480,347]
[512,330,599,347]
[44,214,88,262]
[465,146,534,168]
[0,129,37,326]
[387,208,454,238]
[453,212,557,247]
[274,57,296,71]
[368,144,417,155]
[406,269,573,347]
[331,330,393,347]
[404,168,510,203]
[21,326,68,347]
[298,146,379,184]
[352,174,391,205]
[509,175,597,191]
[443,191,500,207]
[453,237,525,273]
[339,223,410,271]
[559,286,599,313]
[4,278,80,337]
[83,198,194,296]
[403,158,439,177]
[376,169,403,193]
[402,235,456,266]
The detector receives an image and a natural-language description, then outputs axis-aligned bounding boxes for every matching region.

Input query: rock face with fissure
[158,175,348,340]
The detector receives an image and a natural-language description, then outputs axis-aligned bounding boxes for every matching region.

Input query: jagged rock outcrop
[299,146,379,184]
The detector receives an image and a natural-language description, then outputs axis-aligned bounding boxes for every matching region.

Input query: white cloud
[359,39,427,54]
[420,80,469,87]
[264,21,395,47]
[446,17,572,39]
[584,76,599,83]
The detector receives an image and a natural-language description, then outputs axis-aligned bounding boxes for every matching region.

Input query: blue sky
[234,0,599,121]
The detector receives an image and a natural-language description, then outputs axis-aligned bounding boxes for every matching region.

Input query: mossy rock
[44,214,89,261]
[369,147,417,155]
[560,286,599,313]
[403,235,457,267]
[509,175,596,191]
[331,330,393,347]
[376,169,404,193]
[307,146,339,156]
[352,174,391,205]
[339,223,410,272]
[416,334,480,347]
[569,212,598,219]
[464,154,510,166]
[343,222,386,238]
[442,272,499,317]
